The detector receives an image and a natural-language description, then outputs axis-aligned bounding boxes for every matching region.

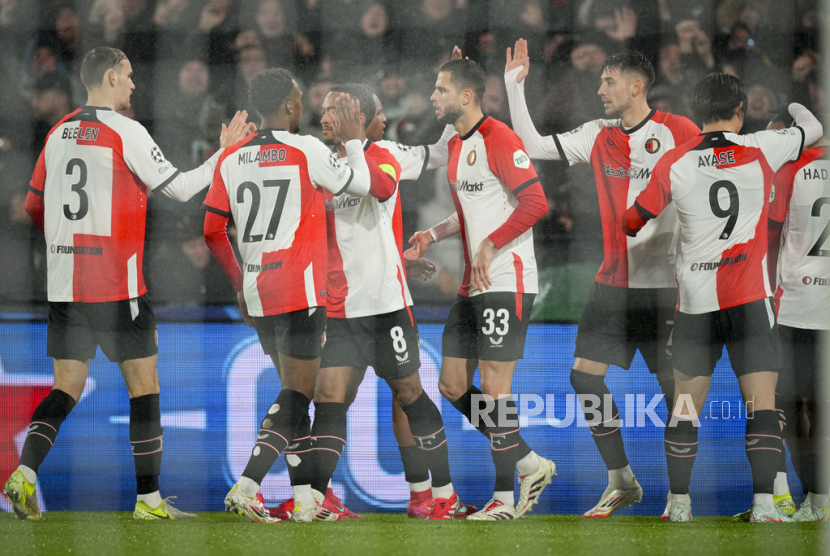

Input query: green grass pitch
[0,513,826,556]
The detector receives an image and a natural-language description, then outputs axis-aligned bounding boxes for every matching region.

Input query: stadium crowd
[0,0,823,308]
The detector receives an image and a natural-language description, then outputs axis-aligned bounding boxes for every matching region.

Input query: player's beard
[437,102,463,125]
[605,98,631,119]
[322,132,338,146]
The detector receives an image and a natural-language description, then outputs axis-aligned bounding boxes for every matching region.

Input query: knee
[438,376,464,402]
[392,378,423,407]
[570,368,601,393]
[313,382,344,404]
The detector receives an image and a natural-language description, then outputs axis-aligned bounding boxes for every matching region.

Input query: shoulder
[218,132,258,167]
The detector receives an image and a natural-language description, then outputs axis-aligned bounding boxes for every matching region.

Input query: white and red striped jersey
[376,141,431,182]
[326,141,411,318]
[635,127,806,314]
[30,106,183,302]
[204,129,356,317]
[770,145,830,329]
[554,111,700,288]
[447,117,542,297]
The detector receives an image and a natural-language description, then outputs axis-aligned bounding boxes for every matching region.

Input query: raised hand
[334,94,365,144]
[220,111,253,148]
[505,38,530,84]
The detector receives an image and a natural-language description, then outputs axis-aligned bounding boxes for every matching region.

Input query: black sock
[665,417,699,494]
[309,402,347,494]
[450,385,491,435]
[570,370,629,470]
[401,392,452,489]
[746,410,783,495]
[285,411,313,487]
[19,389,76,474]
[399,445,430,485]
[242,389,310,486]
[130,393,163,495]
[490,397,532,492]
[780,393,808,494]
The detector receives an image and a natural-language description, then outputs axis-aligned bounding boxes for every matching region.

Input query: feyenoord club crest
[645,137,661,154]
[467,149,477,166]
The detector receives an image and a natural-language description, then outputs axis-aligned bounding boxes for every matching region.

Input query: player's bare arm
[404,212,461,260]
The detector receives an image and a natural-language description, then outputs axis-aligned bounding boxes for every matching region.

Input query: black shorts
[253,307,327,359]
[673,297,782,378]
[574,283,675,373]
[777,325,827,398]
[320,309,420,380]
[47,295,158,363]
[442,292,535,362]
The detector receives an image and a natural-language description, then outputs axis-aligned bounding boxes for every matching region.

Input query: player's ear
[736,102,744,120]
[284,100,293,116]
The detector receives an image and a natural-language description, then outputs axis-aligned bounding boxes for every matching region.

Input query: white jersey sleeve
[376,139,430,181]
[305,136,358,195]
[554,119,608,166]
[120,119,180,190]
[754,127,805,173]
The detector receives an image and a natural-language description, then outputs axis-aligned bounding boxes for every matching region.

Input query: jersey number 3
[64,158,88,221]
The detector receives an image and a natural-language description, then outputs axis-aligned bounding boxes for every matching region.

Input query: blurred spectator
[318,1,396,79]
[30,74,72,155]
[303,75,331,138]
[217,44,267,115]
[482,74,509,124]
[741,82,777,133]
[398,0,467,71]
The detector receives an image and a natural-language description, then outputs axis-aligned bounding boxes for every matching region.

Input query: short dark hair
[329,83,376,128]
[437,59,486,102]
[691,73,748,125]
[248,68,296,119]
[80,46,127,90]
[601,51,655,91]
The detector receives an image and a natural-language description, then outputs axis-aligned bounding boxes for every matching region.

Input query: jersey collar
[363,139,373,151]
[460,116,488,141]
[82,105,112,111]
[620,109,656,135]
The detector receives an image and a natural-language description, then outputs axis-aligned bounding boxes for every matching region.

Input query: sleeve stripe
[552,134,569,167]
[634,201,656,220]
[204,205,232,218]
[513,177,540,195]
[420,145,430,175]
[28,185,44,196]
[795,125,805,160]
[335,168,355,196]
[154,169,181,192]
[379,175,398,203]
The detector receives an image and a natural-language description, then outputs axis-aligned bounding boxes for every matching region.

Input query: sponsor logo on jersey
[645,137,661,154]
[513,149,530,169]
[50,245,103,255]
[690,253,747,271]
[698,150,736,167]
[802,167,830,180]
[601,164,651,180]
[449,180,484,192]
[62,126,99,142]
[151,146,165,164]
[802,276,829,286]
[467,149,477,166]
[158,163,173,175]
[561,125,583,137]
[246,261,283,273]
[325,195,361,211]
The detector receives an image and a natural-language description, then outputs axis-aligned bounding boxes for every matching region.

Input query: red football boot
[428,491,460,520]
[267,496,294,521]
[407,489,433,519]
[325,488,362,519]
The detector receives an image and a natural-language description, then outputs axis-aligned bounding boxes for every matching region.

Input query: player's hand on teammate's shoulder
[220,111,256,149]
[471,238,495,292]
[404,230,434,261]
[505,38,530,84]
[333,94,365,143]
[237,291,253,327]
[405,257,437,281]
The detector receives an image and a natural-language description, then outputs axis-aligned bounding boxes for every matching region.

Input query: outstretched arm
[504,39,562,161]
[403,212,460,261]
